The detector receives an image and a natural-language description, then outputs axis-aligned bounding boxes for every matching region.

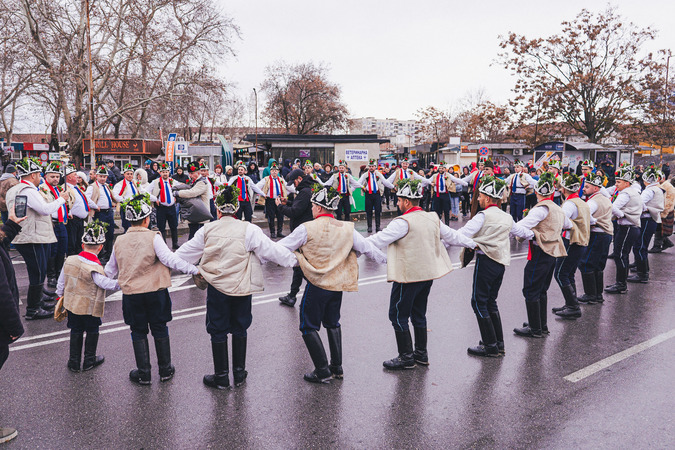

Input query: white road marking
[563,328,675,383]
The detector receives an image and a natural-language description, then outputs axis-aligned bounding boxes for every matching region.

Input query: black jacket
[278,176,314,231]
[0,220,24,346]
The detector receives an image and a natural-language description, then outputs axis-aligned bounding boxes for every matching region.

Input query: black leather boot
[468,317,501,357]
[490,312,505,354]
[154,336,175,382]
[25,285,52,320]
[171,231,179,250]
[539,294,549,334]
[67,332,84,373]
[82,332,105,371]
[554,284,582,319]
[367,218,373,233]
[383,330,416,370]
[326,327,343,378]
[577,271,597,304]
[268,222,276,239]
[648,237,663,253]
[514,302,543,338]
[278,294,296,307]
[663,236,674,249]
[605,265,628,293]
[204,340,230,389]
[232,335,248,386]
[375,217,381,232]
[277,226,285,238]
[129,339,152,385]
[413,327,429,365]
[627,260,649,283]
[594,271,605,303]
[302,331,332,383]
[46,256,57,289]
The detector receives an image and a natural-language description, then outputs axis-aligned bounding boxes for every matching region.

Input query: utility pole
[661,52,671,164]
[85,0,96,169]
[253,88,258,159]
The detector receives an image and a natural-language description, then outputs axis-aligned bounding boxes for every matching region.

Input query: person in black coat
[172,166,189,184]
[105,160,122,186]
[275,169,314,306]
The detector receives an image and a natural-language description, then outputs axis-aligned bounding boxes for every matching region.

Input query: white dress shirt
[386,168,426,185]
[516,205,573,242]
[612,187,642,225]
[458,209,531,245]
[322,173,363,194]
[358,171,395,193]
[112,178,139,202]
[56,255,120,296]
[145,178,176,206]
[640,183,658,216]
[20,181,67,216]
[227,175,266,199]
[366,214,477,249]
[67,183,97,219]
[508,172,537,194]
[86,181,115,210]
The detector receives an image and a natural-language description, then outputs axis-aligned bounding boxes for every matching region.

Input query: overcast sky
[218,0,675,121]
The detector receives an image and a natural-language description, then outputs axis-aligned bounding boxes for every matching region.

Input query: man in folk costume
[467,159,495,218]
[86,165,116,263]
[358,158,395,232]
[105,194,199,385]
[256,161,288,237]
[227,161,265,223]
[550,174,590,319]
[40,161,69,292]
[626,165,664,284]
[199,162,217,220]
[279,185,386,383]
[6,158,70,319]
[576,172,614,305]
[386,157,427,214]
[145,162,179,249]
[505,160,537,222]
[512,172,569,338]
[458,176,530,357]
[547,160,564,205]
[605,166,643,294]
[428,163,467,226]
[174,161,211,239]
[649,171,675,253]
[64,164,98,255]
[56,220,120,373]
[112,163,140,233]
[367,179,476,369]
[321,160,362,222]
[176,185,296,389]
[304,160,321,182]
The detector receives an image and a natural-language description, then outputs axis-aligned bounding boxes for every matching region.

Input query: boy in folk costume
[550,174,590,319]
[145,162,179,249]
[40,162,69,292]
[256,162,288,237]
[466,159,495,218]
[112,163,140,232]
[86,165,117,263]
[199,162,217,220]
[457,176,530,357]
[279,185,386,383]
[367,179,476,369]
[649,171,675,253]
[105,194,199,385]
[358,159,395,232]
[576,173,614,305]
[386,157,427,214]
[505,160,537,222]
[513,172,569,338]
[56,220,120,372]
[321,160,362,222]
[428,163,467,226]
[227,161,265,223]
[176,185,296,389]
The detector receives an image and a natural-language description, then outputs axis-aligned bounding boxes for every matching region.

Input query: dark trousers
[555,240,585,288]
[526,193,537,210]
[433,192,451,225]
[461,192,470,215]
[471,254,505,318]
[49,222,68,259]
[388,280,433,332]
[122,289,172,341]
[188,222,204,239]
[156,204,178,238]
[265,198,284,232]
[522,244,556,303]
[236,200,253,222]
[633,217,657,262]
[289,266,304,297]
[553,196,562,206]
[15,243,48,286]
[206,285,252,342]
[66,217,85,255]
[383,187,392,207]
[0,344,8,370]
[336,194,351,221]
[122,215,131,233]
[614,225,640,275]
[364,192,382,226]
[93,209,115,258]
[67,311,102,333]
[578,232,612,273]
[510,193,526,222]
[209,199,217,221]
[299,282,342,334]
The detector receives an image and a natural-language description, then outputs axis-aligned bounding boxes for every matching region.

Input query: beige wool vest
[566,197,590,246]
[430,173,456,194]
[331,173,355,195]
[472,206,514,266]
[621,187,643,227]
[661,181,675,218]
[295,217,358,292]
[386,211,453,283]
[6,183,57,245]
[589,193,613,235]
[62,256,106,318]
[644,185,664,223]
[199,217,264,296]
[113,227,172,295]
[261,176,288,198]
[531,199,567,258]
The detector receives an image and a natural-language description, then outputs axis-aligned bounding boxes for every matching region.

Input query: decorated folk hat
[337,159,347,167]
[584,172,606,188]
[95,165,109,176]
[64,164,78,177]
[482,159,494,169]
[581,159,595,169]
[368,158,377,166]
[199,162,209,170]
[44,161,64,174]
[561,173,581,192]
[304,160,313,168]
[548,160,562,170]
[478,176,506,199]
[615,166,634,182]
[81,220,108,245]
[16,157,44,177]
[514,159,525,167]
[186,161,200,173]
[123,163,134,173]
[396,178,423,199]
[214,184,239,214]
[310,183,340,210]
[401,157,409,163]
[121,194,153,221]
[535,172,556,196]
[270,162,280,171]
[479,156,487,164]
[158,162,171,172]
[642,164,659,184]
[234,160,245,168]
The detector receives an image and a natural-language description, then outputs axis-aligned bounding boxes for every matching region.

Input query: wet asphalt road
[2,214,674,449]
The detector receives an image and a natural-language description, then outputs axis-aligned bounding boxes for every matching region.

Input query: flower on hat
[535,172,556,196]
[186,161,200,173]
[561,173,581,192]
[584,172,606,187]
[158,162,171,171]
[615,167,634,182]
[81,219,108,245]
[121,193,153,222]
[123,163,134,173]
[478,175,506,199]
[44,161,64,174]
[581,159,594,169]
[368,158,377,166]
[16,157,44,176]
[95,165,109,176]
[304,160,313,167]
